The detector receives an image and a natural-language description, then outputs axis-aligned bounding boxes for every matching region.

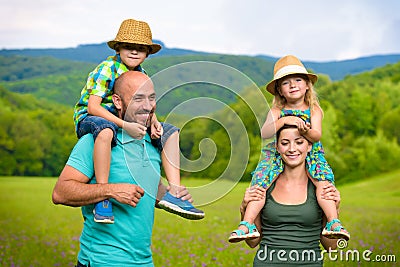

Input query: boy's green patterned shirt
[73,54,145,133]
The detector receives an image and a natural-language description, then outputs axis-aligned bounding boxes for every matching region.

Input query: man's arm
[52,165,144,208]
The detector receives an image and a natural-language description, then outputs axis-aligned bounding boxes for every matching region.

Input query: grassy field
[0,171,399,267]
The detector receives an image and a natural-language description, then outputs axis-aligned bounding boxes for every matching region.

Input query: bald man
[52,71,188,267]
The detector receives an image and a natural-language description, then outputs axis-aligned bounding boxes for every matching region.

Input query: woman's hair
[272,74,320,111]
[276,124,298,141]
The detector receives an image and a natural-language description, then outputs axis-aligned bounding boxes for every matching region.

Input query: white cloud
[0,0,399,61]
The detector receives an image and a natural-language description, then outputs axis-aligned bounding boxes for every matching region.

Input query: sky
[1,0,399,62]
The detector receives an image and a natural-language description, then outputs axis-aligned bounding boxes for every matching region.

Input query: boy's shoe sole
[157,200,205,220]
[93,211,115,224]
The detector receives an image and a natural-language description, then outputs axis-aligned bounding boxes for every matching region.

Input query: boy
[73,19,204,223]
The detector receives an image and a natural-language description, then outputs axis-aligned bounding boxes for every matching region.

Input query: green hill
[0,54,273,111]
[1,41,400,80]
[0,56,400,180]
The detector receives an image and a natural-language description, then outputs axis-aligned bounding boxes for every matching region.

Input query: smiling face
[113,71,156,127]
[117,43,149,70]
[123,81,156,127]
[276,126,312,169]
[277,74,309,102]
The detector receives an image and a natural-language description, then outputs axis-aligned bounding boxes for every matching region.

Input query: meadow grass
[0,171,399,267]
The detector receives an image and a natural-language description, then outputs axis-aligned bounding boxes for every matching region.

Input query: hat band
[274,65,308,80]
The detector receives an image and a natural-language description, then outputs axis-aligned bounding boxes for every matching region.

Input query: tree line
[0,58,399,184]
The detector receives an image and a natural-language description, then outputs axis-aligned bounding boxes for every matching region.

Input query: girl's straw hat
[266,55,318,94]
[107,19,162,54]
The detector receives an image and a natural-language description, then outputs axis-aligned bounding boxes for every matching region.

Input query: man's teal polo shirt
[66,130,161,267]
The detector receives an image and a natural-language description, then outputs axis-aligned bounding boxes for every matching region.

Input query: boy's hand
[150,117,163,139]
[122,121,147,139]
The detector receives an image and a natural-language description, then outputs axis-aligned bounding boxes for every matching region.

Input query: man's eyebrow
[133,93,145,98]
[132,93,156,98]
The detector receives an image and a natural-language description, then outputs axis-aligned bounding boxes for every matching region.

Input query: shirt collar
[117,128,151,144]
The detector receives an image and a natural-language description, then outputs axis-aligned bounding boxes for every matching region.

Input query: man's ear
[112,94,122,110]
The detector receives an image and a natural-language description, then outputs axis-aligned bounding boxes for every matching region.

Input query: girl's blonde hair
[272,74,321,114]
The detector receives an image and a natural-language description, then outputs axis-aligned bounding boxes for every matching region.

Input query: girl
[229,55,349,242]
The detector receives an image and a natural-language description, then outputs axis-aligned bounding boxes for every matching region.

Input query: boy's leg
[161,131,181,195]
[156,124,204,220]
[93,128,115,224]
[77,116,117,223]
[93,128,113,185]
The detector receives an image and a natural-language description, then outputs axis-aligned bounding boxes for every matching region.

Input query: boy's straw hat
[107,19,162,54]
[266,55,318,94]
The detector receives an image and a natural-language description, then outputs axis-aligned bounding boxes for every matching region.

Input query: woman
[241,124,341,266]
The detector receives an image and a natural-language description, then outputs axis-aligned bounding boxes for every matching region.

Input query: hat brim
[266,73,318,95]
[107,40,162,54]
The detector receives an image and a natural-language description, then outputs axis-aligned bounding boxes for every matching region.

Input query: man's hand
[109,184,145,207]
[122,121,147,139]
[170,185,193,203]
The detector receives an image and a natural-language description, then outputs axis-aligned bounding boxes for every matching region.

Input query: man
[52,71,190,267]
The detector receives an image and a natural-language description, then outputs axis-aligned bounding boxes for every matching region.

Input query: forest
[0,55,399,184]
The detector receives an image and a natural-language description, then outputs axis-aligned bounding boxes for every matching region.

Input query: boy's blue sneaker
[94,199,114,224]
[157,192,205,220]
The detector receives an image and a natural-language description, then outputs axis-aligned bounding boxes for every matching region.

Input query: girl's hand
[299,122,311,135]
[284,116,310,135]
[122,121,147,139]
[284,116,305,128]
[240,185,266,215]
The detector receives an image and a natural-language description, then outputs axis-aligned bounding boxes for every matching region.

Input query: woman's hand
[240,185,266,216]
[321,183,341,211]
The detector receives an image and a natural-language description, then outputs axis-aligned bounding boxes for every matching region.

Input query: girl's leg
[238,198,265,232]
[314,181,337,221]
[228,198,264,242]
[313,180,349,239]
